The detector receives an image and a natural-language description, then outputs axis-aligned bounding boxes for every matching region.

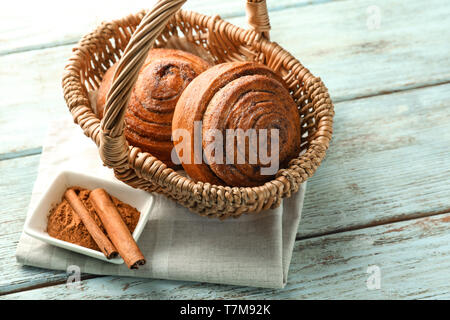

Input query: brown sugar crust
[172,61,301,187]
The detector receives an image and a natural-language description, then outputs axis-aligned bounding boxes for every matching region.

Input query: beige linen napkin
[15,116,305,289]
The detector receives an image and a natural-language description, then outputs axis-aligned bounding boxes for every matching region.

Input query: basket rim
[62,8,334,217]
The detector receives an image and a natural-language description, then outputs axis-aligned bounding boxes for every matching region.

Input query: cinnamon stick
[89,188,146,269]
[64,189,118,259]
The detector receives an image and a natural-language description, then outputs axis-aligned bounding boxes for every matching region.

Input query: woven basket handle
[100,0,271,170]
[246,0,271,39]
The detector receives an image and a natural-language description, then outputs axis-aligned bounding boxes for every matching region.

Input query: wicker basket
[62,0,334,219]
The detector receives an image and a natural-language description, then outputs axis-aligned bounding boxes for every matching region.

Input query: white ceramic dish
[24,170,153,264]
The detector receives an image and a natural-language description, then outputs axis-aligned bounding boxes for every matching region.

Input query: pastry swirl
[172,61,301,187]
[96,49,210,166]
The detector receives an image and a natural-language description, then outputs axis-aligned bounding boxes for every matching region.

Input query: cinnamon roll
[96,49,211,166]
[172,61,301,187]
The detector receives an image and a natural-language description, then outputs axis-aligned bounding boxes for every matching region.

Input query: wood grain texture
[0,0,327,55]
[1,83,449,295]
[1,0,450,155]
[299,83,450,237]
[0,155,68,294]
[0,45,70,154]
[4,211,450,299]
[1,0,450,299]
[1,82,449,239]
[270,0,450,102]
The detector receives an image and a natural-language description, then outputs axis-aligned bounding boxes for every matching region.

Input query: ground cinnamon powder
[47,187,140,251]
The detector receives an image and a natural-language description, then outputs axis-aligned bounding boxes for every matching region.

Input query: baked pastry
[172,61,301,187]
[96,62,117,120]
[96,48,211,166]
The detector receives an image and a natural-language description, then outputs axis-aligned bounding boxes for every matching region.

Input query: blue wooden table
[0,0,449,299]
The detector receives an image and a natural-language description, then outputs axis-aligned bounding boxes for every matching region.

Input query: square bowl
[24,170,153,264]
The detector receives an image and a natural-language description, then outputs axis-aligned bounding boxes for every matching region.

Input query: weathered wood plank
[0,147,42,161]
[1,83,449,294]
[1,0,450,155]
[0,46,70,154]
[0,0,327,55]
[4,211,450,299]
[0,155,68,294]
[1,0,450,297]
[1,82,449,238]
[300,82,450,237]
[273,0,450,101]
